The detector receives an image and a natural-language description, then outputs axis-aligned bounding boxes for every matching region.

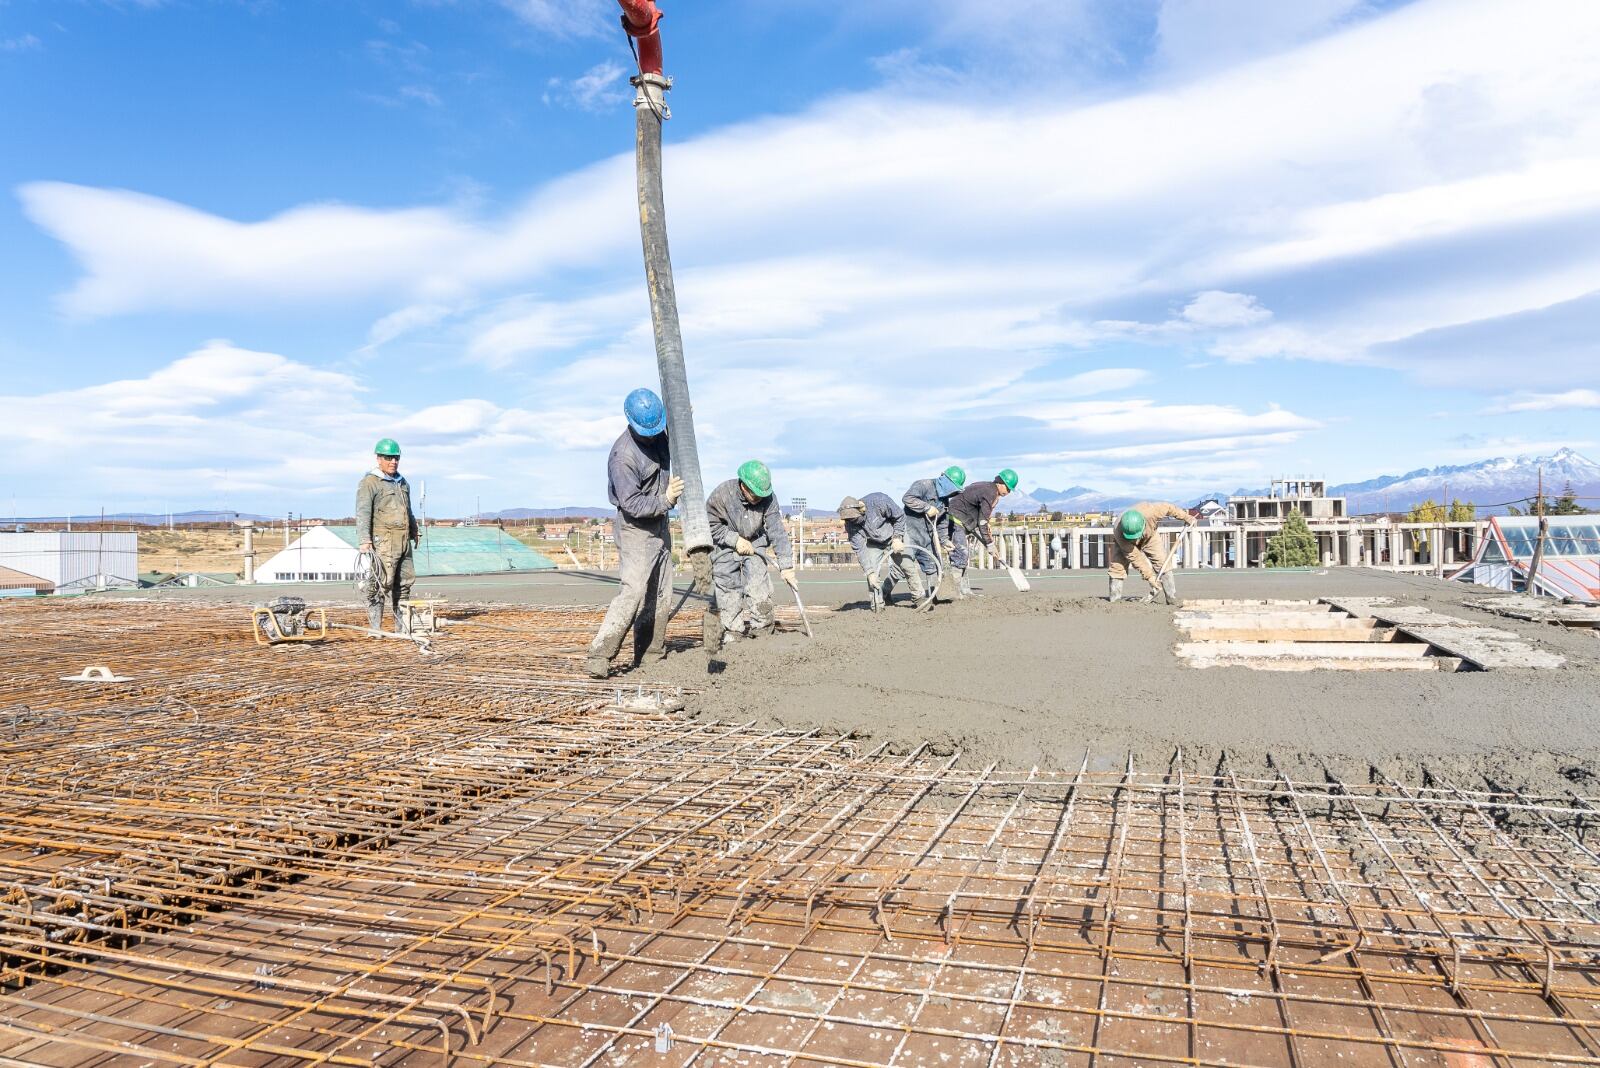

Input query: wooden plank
[1181,624,1394,643]
[1465,595,1600,627]
[1180,656,1446,672]
[1177,613,1373,629]
[1181,599,1336,610]
[1174,641,1432,660]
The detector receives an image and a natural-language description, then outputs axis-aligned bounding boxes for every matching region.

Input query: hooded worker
[705,461,794,641]
[946,469,1018,597]
[902,466,965,596]
[585,388,685,678]
[355,438,418,633]
[838,493,927,612]
[1108,502,1196,605]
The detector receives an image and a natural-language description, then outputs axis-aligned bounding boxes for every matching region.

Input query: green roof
[327,525,556,575]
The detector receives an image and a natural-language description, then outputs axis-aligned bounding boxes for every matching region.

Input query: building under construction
[2,562,1598,1067]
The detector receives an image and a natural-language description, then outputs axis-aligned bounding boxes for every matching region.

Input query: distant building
[0,531,138,592]
[0,564,54,597]
[256,525,557,583]
[1192,500,1228,526]
[1228,478,1347,522]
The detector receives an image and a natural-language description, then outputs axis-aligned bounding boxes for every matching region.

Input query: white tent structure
[257,526,364,583]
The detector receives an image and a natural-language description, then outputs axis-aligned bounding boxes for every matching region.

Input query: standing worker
[838,493,927,612]
[706,461,794,642]
[585,388,685,678]
[355,438,418,633]
[902,466,965,595]
[946,469,1018,597]
[1108,502,1196,604]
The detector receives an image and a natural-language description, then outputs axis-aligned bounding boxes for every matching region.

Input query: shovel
[756,550,813,638]
[997,536,1031,592]
[918,515,945,611]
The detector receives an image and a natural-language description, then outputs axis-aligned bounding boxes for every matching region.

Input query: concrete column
[1231,528,1242,569]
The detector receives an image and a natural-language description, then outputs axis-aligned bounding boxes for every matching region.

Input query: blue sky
[2,0,1598,519]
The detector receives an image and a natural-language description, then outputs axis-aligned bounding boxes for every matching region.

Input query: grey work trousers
[588,517,673,664]
[859,543,926,606]
[711,547,776,635]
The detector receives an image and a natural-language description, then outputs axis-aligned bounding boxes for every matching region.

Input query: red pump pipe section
[616,0,664,75]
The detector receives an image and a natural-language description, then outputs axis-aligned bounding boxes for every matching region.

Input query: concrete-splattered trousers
[588,517,673,664]
[711,547,776,636]
[858,543,925,607]
[902,513,969,592]
[1108,533,1167,584]
[368,532,415,630]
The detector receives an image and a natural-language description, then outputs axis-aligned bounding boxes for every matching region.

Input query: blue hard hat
[624,387,666,436]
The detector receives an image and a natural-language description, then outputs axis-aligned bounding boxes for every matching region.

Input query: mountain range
[995,449,1600,517]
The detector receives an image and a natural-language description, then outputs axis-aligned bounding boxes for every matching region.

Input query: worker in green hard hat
[355,438,418,633]
[945,469,1017,597]
[902,465,965,598]
[1108,501,1195,604]
[705,460,794,642]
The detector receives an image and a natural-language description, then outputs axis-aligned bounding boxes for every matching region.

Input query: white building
[1228,478,1347,522]
[0,531,139,592]
[257,525,557,583]
[257,526,364,583]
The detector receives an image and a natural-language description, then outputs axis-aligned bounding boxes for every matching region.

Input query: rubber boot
[956,567,974,599]
[1108,577,1123,602]
[584,655,611,679]
[1161,571,1180,607]
[366,604,384,634]
[394,607,410,636]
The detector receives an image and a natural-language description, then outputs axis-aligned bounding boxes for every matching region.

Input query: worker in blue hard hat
[356,438,418,633]
[586,388,685,678]
[1108,501,1195,604]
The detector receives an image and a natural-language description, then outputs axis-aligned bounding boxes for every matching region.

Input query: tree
[1407,499,1446,524]
[1050,511,1064,522]
[1448,499,1476,522]
[1552,481,1588,515]
[1264,509,1319,567]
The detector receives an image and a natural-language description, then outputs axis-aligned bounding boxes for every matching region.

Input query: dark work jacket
[948,481,1000,546]
[606,429,672,524]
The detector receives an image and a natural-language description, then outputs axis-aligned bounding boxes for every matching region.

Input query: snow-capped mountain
[1332,448,1599,514]
[1198,449,1598,515]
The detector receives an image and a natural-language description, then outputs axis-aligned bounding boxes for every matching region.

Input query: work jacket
[606,429,672,525]
[948,481,1001,547]
[706,478,793,569]
[1115,501,1192,548]
[845,492,907,554]
[355,470,416,545]
[902,475,960,518]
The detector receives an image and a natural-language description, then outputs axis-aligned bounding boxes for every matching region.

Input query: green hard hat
[1118,509,1146,540]
[943,465,967,488]
[997,468,1018,491]
[374,438,401,457]
[737,460,773,498]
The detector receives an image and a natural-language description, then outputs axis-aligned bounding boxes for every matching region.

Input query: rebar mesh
[2,598,1597,1066]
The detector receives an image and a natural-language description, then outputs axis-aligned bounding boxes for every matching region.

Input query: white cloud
[1155,0,1369,76]
[1488,389,1600,413]
[544,60,631,113]
[497,0,611,38]
[2,33,43,52]
[1181,291,1271,328]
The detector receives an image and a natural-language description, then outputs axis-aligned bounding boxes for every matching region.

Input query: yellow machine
[250,597,328,646]
[397,599,442,637]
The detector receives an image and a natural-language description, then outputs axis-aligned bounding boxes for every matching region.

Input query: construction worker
[946,469,1018,597]
[1108,502,1196,604]
[902,466,965,596]
[585,388,685,679]
[706,461,794,641]
[355,438,417,633]
[838,493,927,612]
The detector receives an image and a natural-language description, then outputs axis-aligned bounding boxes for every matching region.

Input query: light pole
[790,498,807,569]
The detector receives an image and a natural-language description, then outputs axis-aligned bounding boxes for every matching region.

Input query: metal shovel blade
[1007,566,1031,592]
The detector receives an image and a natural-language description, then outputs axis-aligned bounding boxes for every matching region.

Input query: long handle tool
[756,550,812,638]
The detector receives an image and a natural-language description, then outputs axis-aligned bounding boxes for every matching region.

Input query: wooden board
[1181,656,1450,672]
[1465,595,1600,628]
[1176,640,1431,660]
[1179,624,1395,643]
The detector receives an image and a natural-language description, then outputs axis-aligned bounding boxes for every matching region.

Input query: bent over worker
[946,469,1018,597]
[902,466,965,596]
[1108,502,1196,605]
[706,461,794,642]
[585,388,685,678]
[355,438,418,633]
[838,493,927,612]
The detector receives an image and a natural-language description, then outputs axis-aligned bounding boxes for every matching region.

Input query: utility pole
[617,0,720,652]
[1525,466,1548,595]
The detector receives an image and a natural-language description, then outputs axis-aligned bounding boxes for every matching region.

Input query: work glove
[780,568,797,589]
[359,540,374,553]
[735,537,754,556]
[926,506,940,521]
[1185,514,1198,526]
[664,475,684,507]
[890,537,905,553]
